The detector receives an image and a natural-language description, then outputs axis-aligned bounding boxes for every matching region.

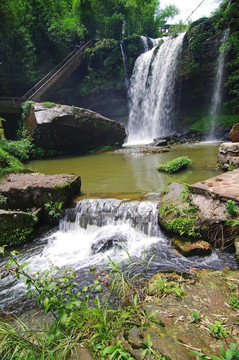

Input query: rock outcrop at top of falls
[0,172,81,246]
[24,102,126,154]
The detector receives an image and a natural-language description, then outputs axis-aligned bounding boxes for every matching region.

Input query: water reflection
[25,143,221,196]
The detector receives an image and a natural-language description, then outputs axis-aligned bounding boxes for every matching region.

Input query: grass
[0,249,172,360]
[189,114,239,132]
[157,156,192,173]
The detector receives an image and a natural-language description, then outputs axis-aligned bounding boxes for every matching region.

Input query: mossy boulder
[0,172,81,245]
[0,173,81,212]
[172,237,212,257]
[159,180,239,251]
[24,102,126,154]
[0,210,38,246]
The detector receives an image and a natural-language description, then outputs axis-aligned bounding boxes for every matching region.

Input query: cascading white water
[0,197,235,313]
[208,29,229,140]
[140,36,159,53]
[126,33,185,145]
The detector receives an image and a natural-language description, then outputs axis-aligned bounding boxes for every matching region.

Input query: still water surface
[25,143,221,196]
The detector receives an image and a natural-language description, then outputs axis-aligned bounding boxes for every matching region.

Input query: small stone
[172,237,212,257]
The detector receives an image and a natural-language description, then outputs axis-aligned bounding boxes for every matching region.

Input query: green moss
[0,213,37,246]
[157,156,192,173]
[21,101,35,119]
[189,114,239,132]
[41,102,56,108]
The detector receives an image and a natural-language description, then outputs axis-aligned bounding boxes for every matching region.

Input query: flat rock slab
[0,173,81,211]
[190,168,239,202]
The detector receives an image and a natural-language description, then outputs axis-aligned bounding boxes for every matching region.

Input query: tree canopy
[0,0,179,96]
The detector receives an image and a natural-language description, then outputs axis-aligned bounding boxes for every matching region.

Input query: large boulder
[0,172,81,211]
[24,102,127,154]
[0,172,81,245]
[159,180,239,251]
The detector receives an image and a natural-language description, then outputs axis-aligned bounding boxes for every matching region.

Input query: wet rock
[159,180,239,249]
[230,123,239,142]
[0,209,38,246]
[127,327,144,348]
[0,173,81,212]
[218,142,239,170]
[72,344,93,360]
[91,233,127,254]
[172,237,211,257]
[24,102,126,154]
[235,237,239,256]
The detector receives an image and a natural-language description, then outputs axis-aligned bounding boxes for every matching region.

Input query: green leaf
[103,345,116,355]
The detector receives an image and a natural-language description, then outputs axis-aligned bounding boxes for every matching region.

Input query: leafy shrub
[0,148,23,177]
[44,201,64,223]
[0,138,33,162]
[226,200,238,217]
[157,156,192,173]
[167,218,200,238]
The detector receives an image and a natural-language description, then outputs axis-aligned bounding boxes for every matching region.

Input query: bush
[0,138,33,162]
[157,156,192,173]
[0,148,23,177]
[226,200,238,217]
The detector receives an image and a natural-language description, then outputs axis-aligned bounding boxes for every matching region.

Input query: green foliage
[226,200,238,217]
[190,309,201,324]
[0,193,7,205]
[21,101,35,119]
[0,137,33,162]
[41,102,56,108]
[191,342,239,360]
[157,156,192,174]
[159,204,201,238]
[212,0,239,113]
[208,320,229,340]
[229,292,239,309]
[79,39,124,95]
[147,273,186,299]
[187,17,216,70]
[189,115,239,132]
[0,248,167,359]
[44,201,64,222]
[167,218,199,238]
[0,147,23,177]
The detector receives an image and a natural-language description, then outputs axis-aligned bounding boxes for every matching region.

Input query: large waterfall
[208,29,229,140]
[126,33,185,145]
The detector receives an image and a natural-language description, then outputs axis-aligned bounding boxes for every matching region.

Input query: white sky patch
[160,0,223,24]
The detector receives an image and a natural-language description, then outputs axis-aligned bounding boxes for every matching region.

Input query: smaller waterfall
[126,33,185,145]
[0,197,238,313]
[120,42,130,88]
[140,36,159,53]
[208,29,229,140]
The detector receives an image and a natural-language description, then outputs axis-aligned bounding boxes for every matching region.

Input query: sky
[160,0,223,24]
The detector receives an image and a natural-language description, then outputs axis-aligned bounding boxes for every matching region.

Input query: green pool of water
[25,143,221,196]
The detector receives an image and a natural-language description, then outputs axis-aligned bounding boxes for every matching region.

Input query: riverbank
[1,265,238,359]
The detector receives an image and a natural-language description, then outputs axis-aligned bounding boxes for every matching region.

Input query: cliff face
[176,18,223,127]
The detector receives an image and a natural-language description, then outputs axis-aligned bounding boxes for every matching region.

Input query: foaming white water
[0,199,164,309]
[126,33,185,145]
